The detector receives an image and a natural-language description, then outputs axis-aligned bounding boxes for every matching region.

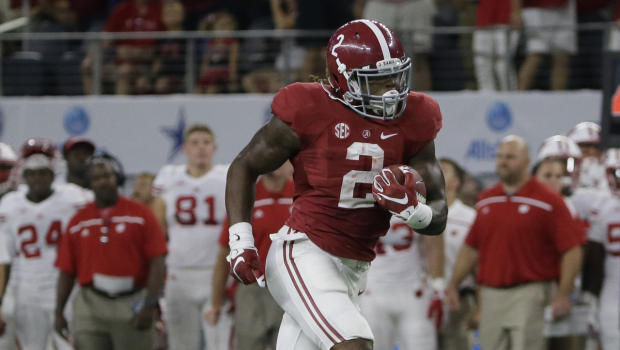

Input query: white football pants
[164,267,232,350]
[265,230,373,350]
[360,284,437,350]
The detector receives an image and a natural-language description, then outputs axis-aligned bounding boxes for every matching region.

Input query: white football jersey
[154,164,228,269]
[587,195,620,331]
[367,216,426,288]
[570,187,610,239]
[578,158,610,192]
[443,199,476,289]
[0,184,91,309]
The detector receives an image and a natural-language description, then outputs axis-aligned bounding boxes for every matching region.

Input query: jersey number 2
[338,142,384,209]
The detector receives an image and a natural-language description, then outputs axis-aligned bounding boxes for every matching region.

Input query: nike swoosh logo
[380,132,398,140]
[376,192,409,205]
[234,257,245,271]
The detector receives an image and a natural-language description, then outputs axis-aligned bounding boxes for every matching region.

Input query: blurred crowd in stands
[0,0,619,95]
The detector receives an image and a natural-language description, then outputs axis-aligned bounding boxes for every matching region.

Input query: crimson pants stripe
[282,241,345,344]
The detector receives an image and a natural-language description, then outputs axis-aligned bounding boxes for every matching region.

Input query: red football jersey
[271,82,442,261]
[219,178,294,272]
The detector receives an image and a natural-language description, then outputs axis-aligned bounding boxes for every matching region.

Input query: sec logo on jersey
[334,123,350,139]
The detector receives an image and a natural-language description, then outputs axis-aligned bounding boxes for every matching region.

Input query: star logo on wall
[161,108,186,161]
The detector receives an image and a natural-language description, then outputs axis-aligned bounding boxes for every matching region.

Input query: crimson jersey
[271,82,442,261]
[219,178,294,272]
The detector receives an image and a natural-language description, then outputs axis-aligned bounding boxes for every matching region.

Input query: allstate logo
[64,106,90,136]
[486,101,512,133]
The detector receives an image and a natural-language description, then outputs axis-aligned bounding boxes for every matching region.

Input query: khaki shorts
[479,282,552,350]
[72,287,155,350]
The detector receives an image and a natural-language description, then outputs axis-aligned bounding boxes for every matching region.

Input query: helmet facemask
[342,57,411,120]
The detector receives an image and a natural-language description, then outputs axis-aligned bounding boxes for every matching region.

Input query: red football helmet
[20,138,57,159]
[325,19,411,120]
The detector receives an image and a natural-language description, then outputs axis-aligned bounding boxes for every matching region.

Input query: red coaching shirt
[219,178,294,273]
[56,196,167,289]
[465,177,584,288]
[476,0,512,27]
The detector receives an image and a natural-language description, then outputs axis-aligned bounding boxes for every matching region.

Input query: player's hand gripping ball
[372,165,432,229]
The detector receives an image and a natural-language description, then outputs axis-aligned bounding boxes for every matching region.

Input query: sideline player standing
[207,161,293,349]
[438,158,477,350]
[0,139,90,350]
[582,148,620,350]
[153,124,231,350]
[360,214,444,350]
[225,19,447,350]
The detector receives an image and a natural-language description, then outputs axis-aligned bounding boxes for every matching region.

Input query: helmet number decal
[331,34,348,76]
[331,34,344,57]
[338,142,384,209]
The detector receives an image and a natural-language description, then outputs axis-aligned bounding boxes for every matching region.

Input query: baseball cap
[63,137,95,156]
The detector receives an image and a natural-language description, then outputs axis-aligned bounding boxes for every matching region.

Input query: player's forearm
[145,256,166,301]
[424,235,445,279]
[0,264,8,303]
[448,245,478,288]
[211,246,230,309]
[55,271,76,316]
[226,158,258,224]
[416,199,448,235]
[557,245,583,298]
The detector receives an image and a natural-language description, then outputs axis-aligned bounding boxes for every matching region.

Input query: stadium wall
[0,91,600,177]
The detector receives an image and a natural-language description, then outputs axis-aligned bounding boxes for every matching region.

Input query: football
[384,164,427,204]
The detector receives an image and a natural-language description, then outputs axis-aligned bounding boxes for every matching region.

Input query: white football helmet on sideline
[604,148,620,196]
[0,142,18,196]
[536,135,582,193]
[567,122,601,147]
[567,122,608,189]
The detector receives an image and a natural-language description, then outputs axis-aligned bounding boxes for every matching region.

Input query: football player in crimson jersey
[0,143,91,350]
[225,19,447,350]
[152,124,232,350]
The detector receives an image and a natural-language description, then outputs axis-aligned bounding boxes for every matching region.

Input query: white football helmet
[604,148,620,196]
[536,135,582,193]
[0,142,18,196]
[567,121,601,146]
